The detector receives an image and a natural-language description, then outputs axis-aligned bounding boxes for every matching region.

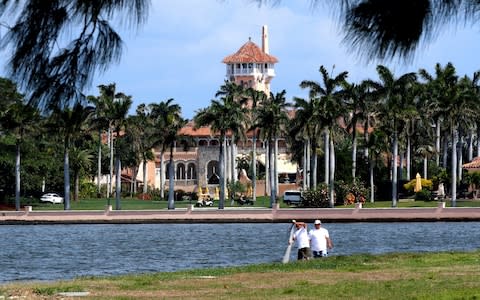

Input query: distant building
[137,25,298,197]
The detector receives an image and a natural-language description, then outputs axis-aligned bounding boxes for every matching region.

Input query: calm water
[1,222,479,283]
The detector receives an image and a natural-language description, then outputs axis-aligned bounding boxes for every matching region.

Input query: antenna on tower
[262,25,269,54]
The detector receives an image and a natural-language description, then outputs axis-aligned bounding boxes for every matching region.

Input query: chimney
[262,25,269,54]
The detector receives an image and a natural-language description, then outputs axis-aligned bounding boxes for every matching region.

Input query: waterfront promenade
[1,203,480,224]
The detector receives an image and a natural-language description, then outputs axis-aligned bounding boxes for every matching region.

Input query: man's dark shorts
[312,250,327,258]
[297,247,311,260]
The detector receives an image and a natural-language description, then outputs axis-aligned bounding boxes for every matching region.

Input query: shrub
[137,193,152,200]
[403,178,433,192]
[415,189,433,201]
[302,183,329,208]
[336,180,369,205]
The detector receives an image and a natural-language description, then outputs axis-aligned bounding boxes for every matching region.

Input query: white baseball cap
[314,220,321,225]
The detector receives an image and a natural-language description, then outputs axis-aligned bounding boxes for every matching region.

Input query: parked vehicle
[40,193,64,204]
[195,198,214,207]
[283,190,303,205]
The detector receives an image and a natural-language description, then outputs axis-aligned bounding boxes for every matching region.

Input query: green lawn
[6,196,480,210]
[1,250,479,299]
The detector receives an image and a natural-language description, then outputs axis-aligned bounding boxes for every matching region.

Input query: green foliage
[227,181,246,200]
[336,180,369,205]
[79,181,97,199]
[415,189,433,201]
[463,172,480,187]
[403,178,433,192]
[431,168,449,187]
[302,183,329,207]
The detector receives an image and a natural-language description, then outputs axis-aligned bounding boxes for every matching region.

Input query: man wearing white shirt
[309,219,333,258]
[291,221,311,260]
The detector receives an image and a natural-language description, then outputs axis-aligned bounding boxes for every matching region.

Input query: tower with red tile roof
[222,25,277,95]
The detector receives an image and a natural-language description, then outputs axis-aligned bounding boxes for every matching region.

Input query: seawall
[1,203,480,224]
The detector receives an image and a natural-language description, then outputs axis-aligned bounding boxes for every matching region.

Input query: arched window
[187,163,197,179]
[207,160,219,180]
[176,163,185,180]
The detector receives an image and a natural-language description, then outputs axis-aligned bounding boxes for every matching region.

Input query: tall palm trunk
[168,142,175,210]
[312,138,317,188]
[274,138,278,197]
[225,139,231,182]
[252,134,257,202]
[74,171,80,202]
[468,129,474,162]
[436,119,441,167]
[442,132,449,168]
[265,142,269,196]
[218,134,226,209]
[231,134,236,182]
[392,129,399,207]
[352,131,357,182]
[132,166,138,195]
[306,138,311,189]
[406,136,411,180]
[269,138,276,207]
[115,154,121,210]
[423,155,428,179]
[15,142,20,211]
[400,152,404,181]
[328,137,335,208]
[142,157,148,197]
[477,125,480,158]
[303,140,307,190]
[369,157,375,203]
[451,125,458,206]
[63,147,71,210]
[109,126,114,200]
[324,129,330,185]
[97,128,102,197]
[458,135,463,182]
[160,149,165,199]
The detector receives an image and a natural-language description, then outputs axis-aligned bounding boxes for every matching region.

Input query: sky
[2,1,480,119]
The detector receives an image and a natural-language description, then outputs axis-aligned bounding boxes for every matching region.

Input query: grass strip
[1,250,479,299]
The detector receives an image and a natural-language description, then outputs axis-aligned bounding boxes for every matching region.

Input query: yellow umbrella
[414,173,422,192]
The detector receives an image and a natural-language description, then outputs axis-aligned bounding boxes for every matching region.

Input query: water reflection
[0,222,479,283]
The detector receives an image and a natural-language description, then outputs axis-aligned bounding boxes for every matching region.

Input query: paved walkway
[1,203,480,224]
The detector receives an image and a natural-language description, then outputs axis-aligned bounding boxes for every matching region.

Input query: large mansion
[134,26,298,197]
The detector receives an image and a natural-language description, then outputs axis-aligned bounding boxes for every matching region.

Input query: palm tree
[88,84,118,197]
[246,88,267,202]
[418,63,458,168]
[50,102,95,210]
[342,81,371,182]
[70,147,94,202]
[109,94,132,210]
[300,65,348,207]
[128,104,157,198]
[95,83,128,200]
[255,90,289,207]
[290,95,319,190]
[195,92,248,209]
[149,99,185,206]
[337,1,480,60]
[369,65,417,207]
[1,101,40,210]
[215,81,248,182]
[2,1,149,111]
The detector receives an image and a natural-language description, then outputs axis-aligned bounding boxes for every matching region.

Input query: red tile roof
[179,121,213,136]
[222,41,278,64]
[463,157,480,170]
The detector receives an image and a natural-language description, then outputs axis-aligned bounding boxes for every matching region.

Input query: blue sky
[2,1,480,119]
